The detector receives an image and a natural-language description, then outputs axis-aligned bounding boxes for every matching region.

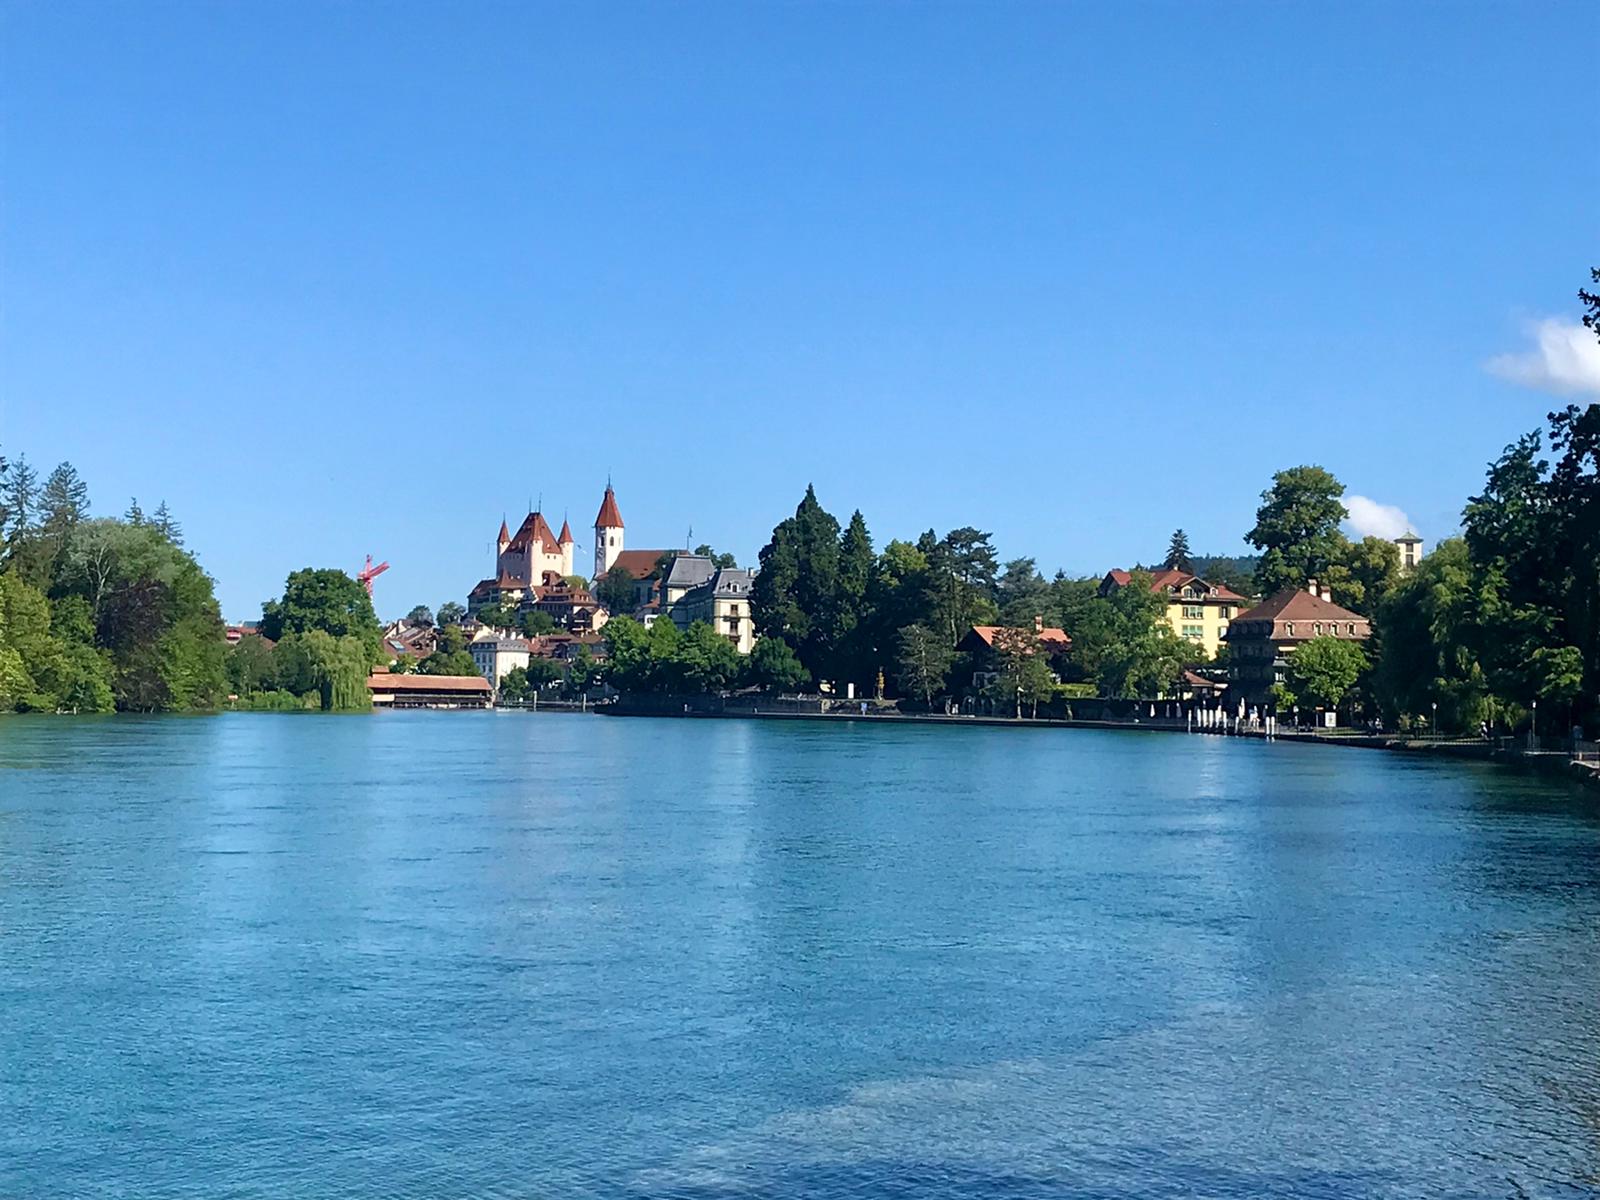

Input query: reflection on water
[1,713,1597,1198]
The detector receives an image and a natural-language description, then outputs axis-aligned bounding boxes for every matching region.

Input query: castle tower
[558,518,575,578]
[594,484,624,578]
[496,518,510,574]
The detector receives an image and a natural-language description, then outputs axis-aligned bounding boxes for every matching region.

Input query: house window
[1314,623,1322,635]
[1285,623,1295,636]
[1182,605,1204,619]
[1182,625,1204,640]
[1220,607,1233,619]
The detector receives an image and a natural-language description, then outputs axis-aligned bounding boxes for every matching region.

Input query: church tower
[558,518,575,578]
[594,484,624,578]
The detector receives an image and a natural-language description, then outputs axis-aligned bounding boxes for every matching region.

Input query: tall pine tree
[1164,529,1193,572]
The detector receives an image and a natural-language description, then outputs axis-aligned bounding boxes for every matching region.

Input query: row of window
[1180,605,1235,620]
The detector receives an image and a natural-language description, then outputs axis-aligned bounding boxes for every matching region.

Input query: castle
[483,484,668,594]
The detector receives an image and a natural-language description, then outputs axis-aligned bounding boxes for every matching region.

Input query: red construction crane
[357,554,390,597]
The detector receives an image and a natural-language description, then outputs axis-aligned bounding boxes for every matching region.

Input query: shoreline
[597,702,1600,793]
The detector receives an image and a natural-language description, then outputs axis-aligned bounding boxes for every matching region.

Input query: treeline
[0,451,224,712]
[734,487,1215,705]
[223,568,383,711]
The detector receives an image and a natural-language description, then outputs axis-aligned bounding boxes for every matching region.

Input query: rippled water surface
[3,712,1599,1197]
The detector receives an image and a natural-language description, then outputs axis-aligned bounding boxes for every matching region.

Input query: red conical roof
[558,519,574,544]
[498,519,511,544]
[594,485,624,529]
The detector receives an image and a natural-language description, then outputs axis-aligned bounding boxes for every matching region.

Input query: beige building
[671,567,757,653]
[1394,531,1424,572]
[1100,568,1246,658]
[469,630,531,689]
[1223,580,1373,710]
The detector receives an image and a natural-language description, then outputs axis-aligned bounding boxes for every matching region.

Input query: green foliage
[601,615,742,694]
[1248,465,1352,598]
[751,485,842,683]
[519,609,557,637]
[693,544,738,569]
[594,565,638,614]
[419,649,478,676]
[436,601,467,627]
[474,602,518,630]
[260,568,382,667]
[746,635,810,694]
[1165,529,1193,572]
[436,624,469,654]
[1286,636,1368,710]
[405,604,434,628]
[987,625,1057,717]
[894,622,953,708]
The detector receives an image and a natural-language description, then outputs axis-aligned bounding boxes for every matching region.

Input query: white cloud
[1344,495,1414,541]
[1486,318,1600,397]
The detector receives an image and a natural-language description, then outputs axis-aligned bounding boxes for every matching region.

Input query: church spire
[594,483,624,530]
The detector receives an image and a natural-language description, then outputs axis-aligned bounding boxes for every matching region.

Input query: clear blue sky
[3,2,1595,620]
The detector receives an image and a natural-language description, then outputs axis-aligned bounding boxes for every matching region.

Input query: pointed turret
[497,518,511,549]
[594,484,624,530]
[593,483,625,578]
[558,518,574,544]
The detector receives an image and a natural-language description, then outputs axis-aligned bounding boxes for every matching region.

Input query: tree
[124,498,145,525]
[833,510,875,688]
[519,609,557,637]
[1092,571,1201,699]
[1371,539,1491,731]
[227,634,277,698]
[751,485,841,683]
[1165,529,1193,572]
[3,453,38,543]
[1247,466,1351,597]
[405,605,434,628]
[996,558,1051,626]
[746,635,809,694]
[693,544,738,569]
[419,647,478,676]
[151,501,182,545]
[1287,636,1368,713]
[437,601,467,628]
[260,568,382,660]
[895,623,954,708]
[989,625,1056,718]
[1344,536,1401,612]
[594,564,637,614]
[40,462,90,536]
[299,630,372,710]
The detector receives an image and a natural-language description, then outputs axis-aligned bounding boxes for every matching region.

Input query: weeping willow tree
[302,630,373,712]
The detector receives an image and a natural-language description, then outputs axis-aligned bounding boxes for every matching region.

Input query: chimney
[1321,584,1332,602]
[1034,614,1044,634]
[1306,577,1318,597]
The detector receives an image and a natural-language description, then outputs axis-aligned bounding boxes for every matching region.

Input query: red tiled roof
[1226,587,1372,642]
[558,518,574,544]
[498,519,510,544]
[595,485,624,530]
[1105,568,1245,603]
[609,549,666,579]
[963,625,1072,650]
[506,511,562,555]
[367,673,491,693]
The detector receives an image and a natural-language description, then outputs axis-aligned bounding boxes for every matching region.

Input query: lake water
[2,713,1598,1198]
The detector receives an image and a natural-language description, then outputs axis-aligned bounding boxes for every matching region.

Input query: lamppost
[1532,698,1539,744]
[1431,700,1437,737]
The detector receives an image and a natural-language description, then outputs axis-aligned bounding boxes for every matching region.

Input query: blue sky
[3,2,1596,620]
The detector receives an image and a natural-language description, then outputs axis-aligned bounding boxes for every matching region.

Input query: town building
[496,510,574,587]
[1223,580,1372,710]
[469,630,531,688]
[671,567,757,652]
[1100,568,1246,658]
[1394,531,1425,571]
[381,618,436,665]
[956,618,1073,692]
[367,672,492,709]
[589,484,681,602]
[526,575,609,633]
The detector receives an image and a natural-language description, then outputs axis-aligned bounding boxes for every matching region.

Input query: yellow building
[671,567,757,654]
[1100,568,1247,658]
